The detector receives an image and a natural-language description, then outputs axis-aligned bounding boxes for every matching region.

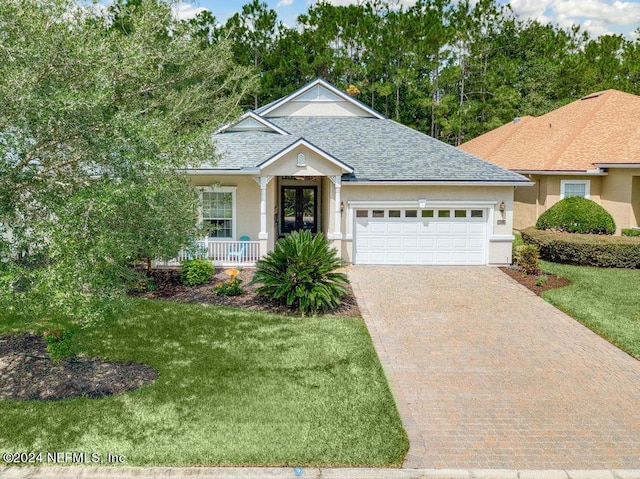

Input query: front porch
[154,238,261,268]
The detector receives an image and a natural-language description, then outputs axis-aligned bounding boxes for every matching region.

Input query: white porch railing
[153,239,261,268]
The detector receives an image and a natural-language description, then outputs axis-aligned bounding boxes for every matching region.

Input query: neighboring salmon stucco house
[182,79,531,267]
[459,90,640,233]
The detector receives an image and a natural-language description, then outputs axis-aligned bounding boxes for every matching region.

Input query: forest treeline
[190,0,640,145]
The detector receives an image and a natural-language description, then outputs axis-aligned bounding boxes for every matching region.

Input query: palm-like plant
[250,230,349,314]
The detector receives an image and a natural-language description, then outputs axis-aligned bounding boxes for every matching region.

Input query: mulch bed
[0,333,157,401]
[499,266,571,295]
[131,267,361,318]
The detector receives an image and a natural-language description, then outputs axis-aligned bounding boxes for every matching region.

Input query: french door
[280,186,317,234]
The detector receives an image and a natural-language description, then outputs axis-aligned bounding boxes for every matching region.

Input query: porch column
[326,175,343,246]
[333,175,342,239]
[257,176,273,258]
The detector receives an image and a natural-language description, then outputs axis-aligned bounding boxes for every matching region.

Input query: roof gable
[460,90,640,171]
[259,138,353,176]
[216,111,289,135]
[258,78,385,119]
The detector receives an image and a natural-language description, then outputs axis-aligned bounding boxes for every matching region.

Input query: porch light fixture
[499,201,506,212]
[340,201,344,212]
[296,153,306,167]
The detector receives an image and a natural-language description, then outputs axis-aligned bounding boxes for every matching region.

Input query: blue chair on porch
[228,236,250,263]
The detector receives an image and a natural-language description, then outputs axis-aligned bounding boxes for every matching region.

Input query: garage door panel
[355,209,487,265]
[452,237,469,248]
[467,252,485,263]
[421,222,437,233]
[370,223,387,234]
[370,237,389,248]
[386,237,403,249]
[469,223,486,234]
[419,237,436,248]
[435,237,452,248]
[452,223,469,234]
[386,223,403,234]
[403,237,419,248]
[402,223,420,234]
[435,223,452,234]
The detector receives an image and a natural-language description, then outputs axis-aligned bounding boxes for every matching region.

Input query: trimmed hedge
[521,227,640,268]
[622,228,640,237]
[536,197,615,234]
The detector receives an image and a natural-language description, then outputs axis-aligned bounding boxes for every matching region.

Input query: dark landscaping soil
[0,333,157,401]
[132,266,361,318]
[499,266,571,295]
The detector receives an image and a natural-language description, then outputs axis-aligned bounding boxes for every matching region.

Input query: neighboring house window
[560,180,590,199]
[201,187,236,239]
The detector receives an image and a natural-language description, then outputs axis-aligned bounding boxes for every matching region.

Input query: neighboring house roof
[459,89,640,172]
[203,79,529,184]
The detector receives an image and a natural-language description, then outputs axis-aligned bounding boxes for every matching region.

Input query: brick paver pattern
[349,266,640,470]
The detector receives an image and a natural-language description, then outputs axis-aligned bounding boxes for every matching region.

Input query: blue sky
[174,0,640,38]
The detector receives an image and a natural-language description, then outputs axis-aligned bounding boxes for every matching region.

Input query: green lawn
[540,261,640,359]
[0,300,408,466]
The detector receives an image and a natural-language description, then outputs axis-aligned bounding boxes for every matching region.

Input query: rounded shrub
[514,244,540,275]
[250,230,349,314]
[535,197,615,235]
[181,259,214,286]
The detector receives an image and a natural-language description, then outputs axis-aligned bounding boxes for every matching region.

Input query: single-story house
[181,78,531,266]
[459,89,640,233]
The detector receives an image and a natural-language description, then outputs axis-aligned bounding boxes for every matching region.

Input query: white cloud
[552,0,640,25]
[509,0,552,20]
[509,0,640,37]
[311,0,418,6]
[173,3,207,21]
[582,19,613,37]
[277,0,295,6]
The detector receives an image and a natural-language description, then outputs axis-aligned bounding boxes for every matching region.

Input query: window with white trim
[560,180,590,199]
[201,187,236,239]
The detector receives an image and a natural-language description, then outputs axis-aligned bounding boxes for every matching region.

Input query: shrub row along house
[181,79,531,267]
[460,89,640,234]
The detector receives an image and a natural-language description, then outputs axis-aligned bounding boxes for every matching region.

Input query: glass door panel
[280,186,317,234]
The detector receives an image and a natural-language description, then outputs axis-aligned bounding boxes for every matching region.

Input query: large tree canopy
[0,0,256,322]
[212,0,640,145]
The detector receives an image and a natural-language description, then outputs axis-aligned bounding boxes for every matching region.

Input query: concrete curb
[1,467,640,479]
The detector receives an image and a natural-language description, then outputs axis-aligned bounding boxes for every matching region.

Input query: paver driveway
[349,266,640,470]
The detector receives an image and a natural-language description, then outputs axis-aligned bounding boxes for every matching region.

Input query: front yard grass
[540,261,640,359]
[0,299,408,466]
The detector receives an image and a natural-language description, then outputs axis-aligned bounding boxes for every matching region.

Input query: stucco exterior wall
[512,175,606,231]
[188,175,271,242]
[513,180,539,230]
[600,168,640,232]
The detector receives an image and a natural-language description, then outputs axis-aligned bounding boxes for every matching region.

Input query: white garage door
[354,207,487,265]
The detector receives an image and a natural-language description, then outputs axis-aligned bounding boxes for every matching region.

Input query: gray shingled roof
[205,116,529,183]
